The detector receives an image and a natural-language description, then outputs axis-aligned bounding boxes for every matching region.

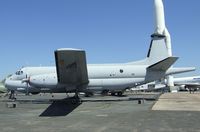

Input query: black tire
[111,92,116,96]
[101,90,109,96]
[117,91,123,96]
[85,92,94,97]
[31,92,40,95]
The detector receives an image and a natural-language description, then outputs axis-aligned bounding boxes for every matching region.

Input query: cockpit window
[15,70,23,75]
[15,71,19,75]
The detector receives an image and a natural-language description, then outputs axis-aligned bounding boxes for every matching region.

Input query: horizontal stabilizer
[148,57,178,71]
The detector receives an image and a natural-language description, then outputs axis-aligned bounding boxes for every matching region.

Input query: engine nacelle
[29,73,58,88]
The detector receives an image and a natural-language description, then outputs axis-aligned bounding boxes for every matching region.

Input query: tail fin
[147,0,171,64]
[127,34,171,65]
[147,34,170,64]
[127,0,172,66]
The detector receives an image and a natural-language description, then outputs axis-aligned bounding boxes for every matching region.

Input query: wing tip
[56,48,84,52]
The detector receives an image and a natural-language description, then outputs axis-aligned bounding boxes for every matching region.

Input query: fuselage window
[15,71,20,75]
[120,69,123,73]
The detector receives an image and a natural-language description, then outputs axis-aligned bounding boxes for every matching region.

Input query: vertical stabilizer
[147,35,170,64]
[154,0,166,35]
[153,0,172,56]
[128,0,173,65]
[146,0,172,64]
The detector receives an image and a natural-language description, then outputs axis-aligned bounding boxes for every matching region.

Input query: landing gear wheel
[101,90,109,96]
[71,90,81,104]
[74,91,79,99]
[71,98,80,104]
[117,92,123,96]
[85,92,94,97]
[111,92,116,96]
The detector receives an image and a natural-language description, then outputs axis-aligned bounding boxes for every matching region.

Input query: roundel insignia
[59,60,65,66]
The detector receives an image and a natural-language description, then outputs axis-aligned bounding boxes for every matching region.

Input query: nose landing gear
[9,90,16,100]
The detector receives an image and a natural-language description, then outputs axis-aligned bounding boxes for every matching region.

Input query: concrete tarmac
[0,92,200,132]
[152,92,200,111]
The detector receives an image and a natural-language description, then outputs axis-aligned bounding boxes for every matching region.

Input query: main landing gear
[70,90,81,104]
[111,91,123,96]
[9,90,16,100]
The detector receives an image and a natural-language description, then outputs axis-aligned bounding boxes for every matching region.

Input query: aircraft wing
[54,48,89,87]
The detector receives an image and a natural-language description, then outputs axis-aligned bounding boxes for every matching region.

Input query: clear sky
[0,0,200,80]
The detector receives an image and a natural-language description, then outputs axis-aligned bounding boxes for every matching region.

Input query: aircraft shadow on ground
[39,97,82,117]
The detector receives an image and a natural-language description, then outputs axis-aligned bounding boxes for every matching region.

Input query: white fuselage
[5,65,149,93]
[5,64,195,94]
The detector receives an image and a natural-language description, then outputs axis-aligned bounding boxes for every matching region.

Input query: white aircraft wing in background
[175,82,200,88]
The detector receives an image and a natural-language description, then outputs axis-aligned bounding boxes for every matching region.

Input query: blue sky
[0,0,200,80]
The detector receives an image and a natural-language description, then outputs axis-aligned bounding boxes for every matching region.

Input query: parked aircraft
[5,0,195,99]
[173,76,200,91]
[131,75,200,92]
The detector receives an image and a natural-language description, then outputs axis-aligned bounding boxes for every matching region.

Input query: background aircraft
[5,0,195,99]
[173,76,200,91]
[131,75,200,92]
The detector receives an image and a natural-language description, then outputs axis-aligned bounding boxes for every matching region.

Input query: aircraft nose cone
[4,78,10,88]
[4,78,14,90]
